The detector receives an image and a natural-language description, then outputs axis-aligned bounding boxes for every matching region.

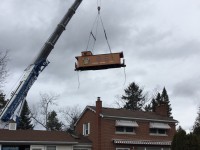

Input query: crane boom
[0,0,82,125]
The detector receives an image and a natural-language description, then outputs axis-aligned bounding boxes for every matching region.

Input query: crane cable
[85,0,112,54]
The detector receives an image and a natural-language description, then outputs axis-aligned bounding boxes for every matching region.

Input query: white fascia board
[74,106,96,126]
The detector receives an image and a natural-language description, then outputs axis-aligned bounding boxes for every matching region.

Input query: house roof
[87,106,177,123]
[0,129,91,145]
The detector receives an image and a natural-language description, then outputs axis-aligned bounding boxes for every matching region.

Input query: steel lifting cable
[85,0,112,54]
[99,15,112,54]
[85,14,99,52]
[97,0,101,8]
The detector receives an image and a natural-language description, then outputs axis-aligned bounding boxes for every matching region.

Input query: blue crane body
[0,0,82,127]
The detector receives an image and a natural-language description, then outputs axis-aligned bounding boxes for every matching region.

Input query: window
[116,126,135,134]
[31,146,44,150]
[149,122,170,136]
[83,123,90,135]
[2,147,19,150]
[115,120,138,134]
[46,146,56,150]
[150,128,167,135]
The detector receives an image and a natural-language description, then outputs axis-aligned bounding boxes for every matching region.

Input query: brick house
[0,128,92,150]
[75,97,178,150]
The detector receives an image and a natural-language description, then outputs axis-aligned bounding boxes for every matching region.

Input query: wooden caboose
[75,51,126,71]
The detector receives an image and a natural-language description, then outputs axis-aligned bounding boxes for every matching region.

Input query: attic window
[83,123,90,136]
[9,122,17,130]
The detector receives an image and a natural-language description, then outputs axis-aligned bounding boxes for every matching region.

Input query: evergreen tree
[122,82,146,111]
[171,126,187,150]
[0,93,6,110]
[161,87,172,117]
[144,103,151,112]
[17,100,34,130]
[193,107,200,135]
[155,92,162,105]
[150,93,161,112]
[151,97,158,112]
[46,110,62,131]
[185,133,199,150]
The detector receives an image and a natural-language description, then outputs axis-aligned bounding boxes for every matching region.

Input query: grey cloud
[172,77,200,98]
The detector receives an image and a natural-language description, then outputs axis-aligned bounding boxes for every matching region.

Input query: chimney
[96,97,102,115]
[96,97,102,150]
[155,103,168,117]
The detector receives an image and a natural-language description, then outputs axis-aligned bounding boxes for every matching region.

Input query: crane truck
[0,0,83,128]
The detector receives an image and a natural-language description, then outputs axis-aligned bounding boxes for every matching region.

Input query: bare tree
[30,92,59,130]
[59,105,81,131]
[0,50,9,89]
[114,95,126,108]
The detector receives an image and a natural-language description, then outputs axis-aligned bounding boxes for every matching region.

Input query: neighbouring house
[75,97,178,150]
[0,123,92,150]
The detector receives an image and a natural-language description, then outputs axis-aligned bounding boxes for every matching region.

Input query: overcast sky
[1,0,200,131]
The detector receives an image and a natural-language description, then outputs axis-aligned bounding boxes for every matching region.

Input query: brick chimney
[155,103,168,117]
[96,97,102,115]
[96,97,102,150]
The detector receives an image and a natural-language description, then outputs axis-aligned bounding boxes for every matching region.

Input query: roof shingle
[88,106,177,122]
[0,129,91,144]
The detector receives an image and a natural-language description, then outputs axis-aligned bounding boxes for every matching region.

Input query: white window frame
[83,123,90,136]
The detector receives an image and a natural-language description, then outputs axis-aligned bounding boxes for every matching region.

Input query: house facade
[0,129,92,150]
[75,97,178,150]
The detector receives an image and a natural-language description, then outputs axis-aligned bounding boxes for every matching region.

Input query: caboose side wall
[76,53,122,68]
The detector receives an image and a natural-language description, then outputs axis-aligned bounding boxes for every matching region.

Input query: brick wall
[75,109,98,150]
[75,101,176,150]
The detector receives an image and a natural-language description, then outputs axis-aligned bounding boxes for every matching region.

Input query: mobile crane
[0,0,82,128]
